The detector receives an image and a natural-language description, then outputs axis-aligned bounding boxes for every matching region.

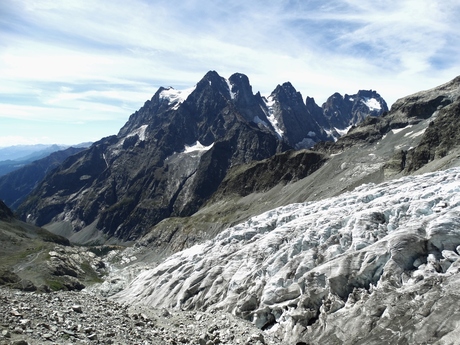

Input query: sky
[1,0,459,147]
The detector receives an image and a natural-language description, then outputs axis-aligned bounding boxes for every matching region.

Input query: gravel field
[0,288,281,345]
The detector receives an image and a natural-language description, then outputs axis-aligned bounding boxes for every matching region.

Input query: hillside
[0,146,86,210]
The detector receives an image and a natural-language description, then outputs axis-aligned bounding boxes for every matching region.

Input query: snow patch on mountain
[325,126,352,141]
[262,96,284,138]
[362,97,382,111]
[335,126,352,137]
[160,86,196,109]
[404,128,427,138]
[253,116,269,128]
[128,124,148,141]
[113,125,149,154]
[392,125,412,134]
[114,167,460,341]
[184,141,214,153]
[295,137,316,149]
[225,79,236,99]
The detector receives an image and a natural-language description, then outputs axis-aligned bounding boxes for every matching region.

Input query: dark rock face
[258,86,387,149]
[315,76,460,161]
[261,83,331,149]
[0,147,85,210]
[216,150,328,197]
[404,100,460,172]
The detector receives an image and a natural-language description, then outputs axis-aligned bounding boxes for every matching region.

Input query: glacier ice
[114,167,460,342]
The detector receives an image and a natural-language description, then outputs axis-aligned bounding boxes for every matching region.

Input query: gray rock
[71,305,82,313]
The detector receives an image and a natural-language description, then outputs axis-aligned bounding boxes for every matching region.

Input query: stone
[88,333,98,340]
[11,341,29,345]
[71,305,83,313]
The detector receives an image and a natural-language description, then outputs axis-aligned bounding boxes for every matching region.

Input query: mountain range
[1,71,460,344]
[0,146,87,210]
[0,143,91,177]
[15,71,387,244]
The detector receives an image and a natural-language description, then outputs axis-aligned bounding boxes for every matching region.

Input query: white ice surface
[116,168,460,311]
[127,124,148,141]
[226,78,236,99]
[334,125,352,137]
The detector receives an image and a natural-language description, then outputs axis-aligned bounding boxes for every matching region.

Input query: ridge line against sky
[1,0,459,146]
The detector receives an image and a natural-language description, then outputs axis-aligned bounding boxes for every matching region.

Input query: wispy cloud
[1,0,459,145]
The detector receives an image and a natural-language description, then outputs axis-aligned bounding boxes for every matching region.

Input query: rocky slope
[0,201,108,293]
[17,71,385,244]
[114,167,460,344]
[0,287,279,345]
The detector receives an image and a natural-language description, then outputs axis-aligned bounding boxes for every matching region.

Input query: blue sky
[1,0,459,146]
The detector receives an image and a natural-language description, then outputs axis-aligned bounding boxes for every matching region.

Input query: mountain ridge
[15,71,386,244]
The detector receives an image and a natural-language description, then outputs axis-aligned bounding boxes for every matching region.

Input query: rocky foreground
[0,287,280,345]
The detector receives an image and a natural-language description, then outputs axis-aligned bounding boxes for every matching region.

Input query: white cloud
[1,0,460,145]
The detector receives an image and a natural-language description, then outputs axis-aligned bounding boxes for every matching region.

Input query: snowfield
[362,97,382,111]
[114,167,460,343]
[160,86,196,109]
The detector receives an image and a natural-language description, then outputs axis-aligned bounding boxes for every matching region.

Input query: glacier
[114,167,460,343]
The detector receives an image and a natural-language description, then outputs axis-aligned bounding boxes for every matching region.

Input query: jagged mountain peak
[319,89,388,137]
[195,70,229,92]
[17,71,288,241]
[271,81,304,104]
[228,72,252,100]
